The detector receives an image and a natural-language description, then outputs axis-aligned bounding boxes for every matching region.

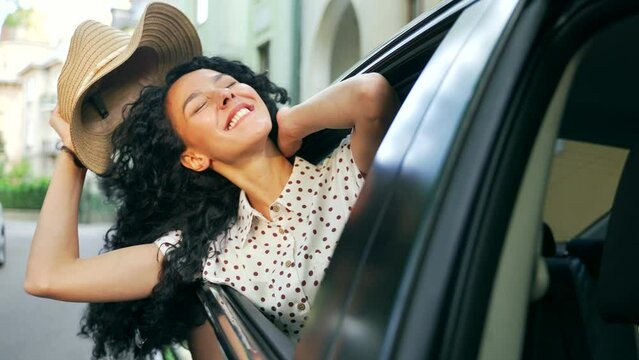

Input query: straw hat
[57,2,202,174]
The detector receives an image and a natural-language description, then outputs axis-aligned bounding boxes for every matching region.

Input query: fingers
[49,104,74,152]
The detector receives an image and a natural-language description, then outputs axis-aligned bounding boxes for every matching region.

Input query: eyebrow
[181,73,226,115]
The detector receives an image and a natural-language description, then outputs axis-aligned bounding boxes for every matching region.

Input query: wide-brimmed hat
[57,2,202,174]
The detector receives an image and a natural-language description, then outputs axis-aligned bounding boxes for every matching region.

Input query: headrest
[597,145,639,324]
[566,238,603,278]
[542,223,557,257]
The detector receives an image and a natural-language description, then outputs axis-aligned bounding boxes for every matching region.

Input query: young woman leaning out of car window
[25,56,398,359]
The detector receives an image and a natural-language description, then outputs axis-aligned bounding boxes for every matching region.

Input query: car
[0,202,5,267]
[194,0,639,358]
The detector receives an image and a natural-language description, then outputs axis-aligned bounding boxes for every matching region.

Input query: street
[0,219,111,359]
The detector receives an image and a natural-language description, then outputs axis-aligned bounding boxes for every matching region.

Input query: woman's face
[165,68,272,171]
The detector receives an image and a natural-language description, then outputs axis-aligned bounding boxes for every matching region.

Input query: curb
[4,209,40,221]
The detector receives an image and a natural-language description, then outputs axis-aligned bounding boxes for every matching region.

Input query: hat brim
[70,2,201,174]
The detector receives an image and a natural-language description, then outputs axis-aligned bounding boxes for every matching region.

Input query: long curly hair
[79,56,288,359]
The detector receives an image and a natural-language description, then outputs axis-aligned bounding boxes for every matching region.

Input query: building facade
[17,60,60,177]
[166,0,300,102]
[0,37,56,174]
[165,0,441,103]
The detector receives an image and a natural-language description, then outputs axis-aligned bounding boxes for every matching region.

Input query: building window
[258,41,270,73]
[196,0,209,25]
[409,0,424,20]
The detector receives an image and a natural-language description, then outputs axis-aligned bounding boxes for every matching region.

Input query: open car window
[196,1,471,358]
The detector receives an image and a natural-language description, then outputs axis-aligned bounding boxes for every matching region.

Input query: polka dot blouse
[155,135,365,341]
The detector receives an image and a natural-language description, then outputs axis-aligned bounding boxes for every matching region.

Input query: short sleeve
[321,134,366,192]
[154,230,182,256]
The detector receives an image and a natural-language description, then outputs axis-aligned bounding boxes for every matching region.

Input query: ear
[180,150,210,172]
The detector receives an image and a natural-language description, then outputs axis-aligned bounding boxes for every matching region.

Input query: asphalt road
[0,219,111,359]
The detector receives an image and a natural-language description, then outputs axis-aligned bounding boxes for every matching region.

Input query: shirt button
[297,303,306,311]
[285,260,294,268]
[272,204,281,212]
[278,227,286,235]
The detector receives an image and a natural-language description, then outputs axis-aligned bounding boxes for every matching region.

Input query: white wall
[246,0,297,102]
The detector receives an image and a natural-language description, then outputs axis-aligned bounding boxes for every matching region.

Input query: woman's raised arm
[277,72,399,174]
[24,107,162,302]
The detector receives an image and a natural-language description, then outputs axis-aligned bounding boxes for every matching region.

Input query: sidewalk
[3,208,114,224]
[3,209,40,222]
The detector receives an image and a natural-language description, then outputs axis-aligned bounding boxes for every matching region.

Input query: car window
[542,139,628,241]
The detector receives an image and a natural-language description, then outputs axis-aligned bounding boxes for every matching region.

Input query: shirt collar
[277,156,321,217]
[230,191,255,246]
[230,156,321,247]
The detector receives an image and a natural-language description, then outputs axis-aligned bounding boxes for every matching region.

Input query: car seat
[523,146,639,360]
[597,144,639,353]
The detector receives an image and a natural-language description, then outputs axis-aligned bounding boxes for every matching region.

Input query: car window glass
[542,139,627,241]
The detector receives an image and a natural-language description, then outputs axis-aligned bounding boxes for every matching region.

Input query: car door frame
[395,0,639,359]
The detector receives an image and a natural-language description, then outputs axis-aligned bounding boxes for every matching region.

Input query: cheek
[179,117,215,147]
[253,107,274,130]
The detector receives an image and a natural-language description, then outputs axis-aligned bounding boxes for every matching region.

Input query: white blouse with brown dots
[154,135,365,341]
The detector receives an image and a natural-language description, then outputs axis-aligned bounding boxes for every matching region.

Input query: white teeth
[227,108,250,130]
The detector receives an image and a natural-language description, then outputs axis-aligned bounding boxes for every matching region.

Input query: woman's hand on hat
[276,106,303,158]
[49,105,75,153]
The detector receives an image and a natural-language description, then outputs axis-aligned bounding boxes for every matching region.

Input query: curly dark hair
[78,56,288,359]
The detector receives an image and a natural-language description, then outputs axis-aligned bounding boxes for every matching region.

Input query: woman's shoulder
[317,135,364,186]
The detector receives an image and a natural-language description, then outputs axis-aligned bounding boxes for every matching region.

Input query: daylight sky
[6,0,132,44]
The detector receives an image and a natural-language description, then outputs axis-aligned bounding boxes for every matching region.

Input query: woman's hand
[276,107,303,158]
[49,105,75,152]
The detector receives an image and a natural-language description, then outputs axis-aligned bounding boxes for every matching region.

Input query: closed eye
[194,101,207,114]
[226,81,237,88]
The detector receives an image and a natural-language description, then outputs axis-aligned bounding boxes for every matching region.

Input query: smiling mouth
[226,104,254,131]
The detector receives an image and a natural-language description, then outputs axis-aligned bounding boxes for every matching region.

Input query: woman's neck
[213,143,293,221]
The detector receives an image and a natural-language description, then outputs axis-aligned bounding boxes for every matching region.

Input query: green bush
[0,160,48,209]
[0,160,115,222]
[0,177,50,209]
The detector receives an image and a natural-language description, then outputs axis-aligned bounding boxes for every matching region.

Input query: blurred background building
[0,0,440,208]
[167,0,441,103]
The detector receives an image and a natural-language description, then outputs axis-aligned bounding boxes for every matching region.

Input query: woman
[25,56,398,359]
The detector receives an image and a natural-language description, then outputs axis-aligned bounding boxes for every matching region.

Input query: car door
[298,0,544,357]
[299,0,639,359]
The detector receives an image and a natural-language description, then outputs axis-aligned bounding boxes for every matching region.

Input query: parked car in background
[196,0,639,358]
[0,202,5,266]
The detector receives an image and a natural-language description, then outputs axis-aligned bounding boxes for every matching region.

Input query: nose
[217,88,235,109]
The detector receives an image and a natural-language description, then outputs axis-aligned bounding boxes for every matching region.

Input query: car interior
[481,11,639,360]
